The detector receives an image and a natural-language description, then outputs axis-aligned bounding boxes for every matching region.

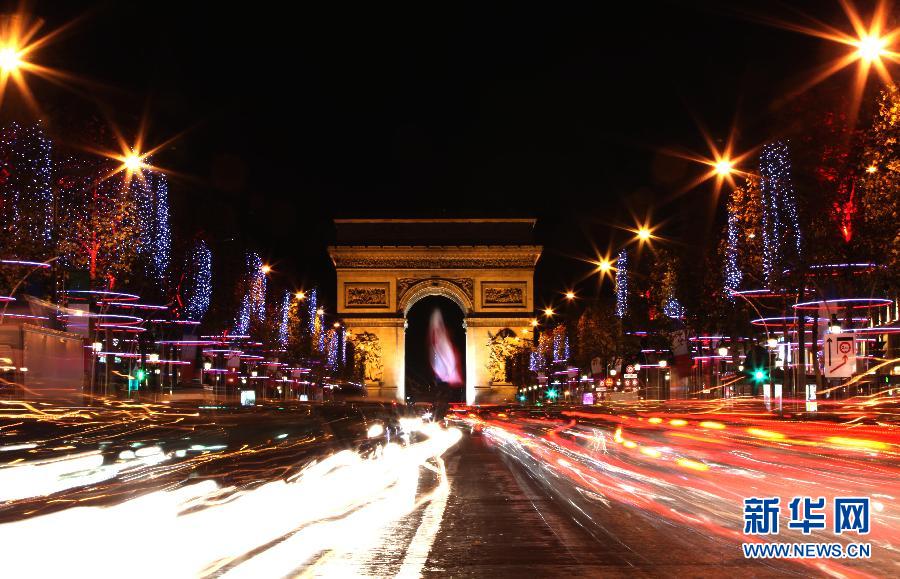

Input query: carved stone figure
[349,332,383,381]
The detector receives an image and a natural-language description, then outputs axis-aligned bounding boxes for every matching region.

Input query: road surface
[0,399,897,577]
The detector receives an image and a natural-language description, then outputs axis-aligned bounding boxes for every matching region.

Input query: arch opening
[404,295,466,404]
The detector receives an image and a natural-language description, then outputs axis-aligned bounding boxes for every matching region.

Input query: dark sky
[19,0,861,309]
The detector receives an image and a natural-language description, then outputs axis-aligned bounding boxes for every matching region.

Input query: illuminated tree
[55,154,143,289]
[232,252,265,335]
[0,122,53,252]
[0,122,53,291]
[573,302,619,372]
[858,84,900,288]
[179,238,212,320]
[721,176,765,295]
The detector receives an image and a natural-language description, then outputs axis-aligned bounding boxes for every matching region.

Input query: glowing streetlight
[866,165,878,174]
[333,322,341,328]
[717,346,728,357]
[565,291,575,300]
[0,47,21,72]
[543,307,554,317]
[530,319,539,327]
[260,264,272,274]
[714,159,734,177]
[855,34,888,62]
[295,291,306,300]
[636,227,652,242]
[597,259,612,273]
[316,308,324,316]
[658,360,667,368]
[122,153,145,173]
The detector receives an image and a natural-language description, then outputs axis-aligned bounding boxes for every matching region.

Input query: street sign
[604,378,613,387]
[623,373,638,379]
[625,365,634,373]
[824,333,856,378]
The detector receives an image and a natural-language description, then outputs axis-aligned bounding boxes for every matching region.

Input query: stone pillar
[345,318,405,402]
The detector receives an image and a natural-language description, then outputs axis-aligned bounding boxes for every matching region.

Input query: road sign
[625,365,634,374]
[623,373,638,379]
[604,378,613,387]
[824,333,856,378]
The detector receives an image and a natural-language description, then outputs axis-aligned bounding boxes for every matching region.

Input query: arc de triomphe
[328,219,542,405]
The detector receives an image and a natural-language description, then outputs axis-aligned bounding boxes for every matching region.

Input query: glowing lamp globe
[714,159,734,176]
[856,35,887,62]
[123,154,144,172]
[0,47,21,72]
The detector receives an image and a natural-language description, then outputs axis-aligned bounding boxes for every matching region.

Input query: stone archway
[399,279,473,316]
[329,219,542,404]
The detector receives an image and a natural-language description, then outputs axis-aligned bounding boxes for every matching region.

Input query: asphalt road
[417,431,806,578]
[1,399,897,577]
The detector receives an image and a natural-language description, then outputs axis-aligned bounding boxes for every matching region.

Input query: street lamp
[260,264,272,274]
[717,347,728,357]
[597,259,612,273]
[636,226,652,242]
[122,153,145,173]
[855,34,888,62]
[543,307,554,317]
[295,291,306,300]
[828,314,842,334]
[0,47,22,73]
[565,291,575,300]
[714,159,734,176]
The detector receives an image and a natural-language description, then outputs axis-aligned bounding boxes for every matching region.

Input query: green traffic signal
[546,388,558,400]
[752,369,766,382]
[136,369,146,381]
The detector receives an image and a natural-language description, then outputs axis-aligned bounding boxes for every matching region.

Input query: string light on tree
[277,290,290,349]
[233,252,266,335]
[723,196,742,299]
[759,140,802,283]
[615,249,628,318]
[0,122,53,248]
[183,239,212,321]
[133,169,171,285]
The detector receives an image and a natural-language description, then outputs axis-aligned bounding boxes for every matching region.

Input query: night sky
[15,0,862,308]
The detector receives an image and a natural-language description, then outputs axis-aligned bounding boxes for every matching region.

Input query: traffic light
[751,368,767,383]
[136,368,146,381]
[546,388,558,401]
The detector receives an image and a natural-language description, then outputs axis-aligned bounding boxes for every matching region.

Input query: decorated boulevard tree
[858,84,900,292]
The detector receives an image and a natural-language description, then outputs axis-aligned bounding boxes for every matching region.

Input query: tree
[858,84,900,292]
[572,302,618,372]
[0,122,54,292]
[56,154,143,289]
